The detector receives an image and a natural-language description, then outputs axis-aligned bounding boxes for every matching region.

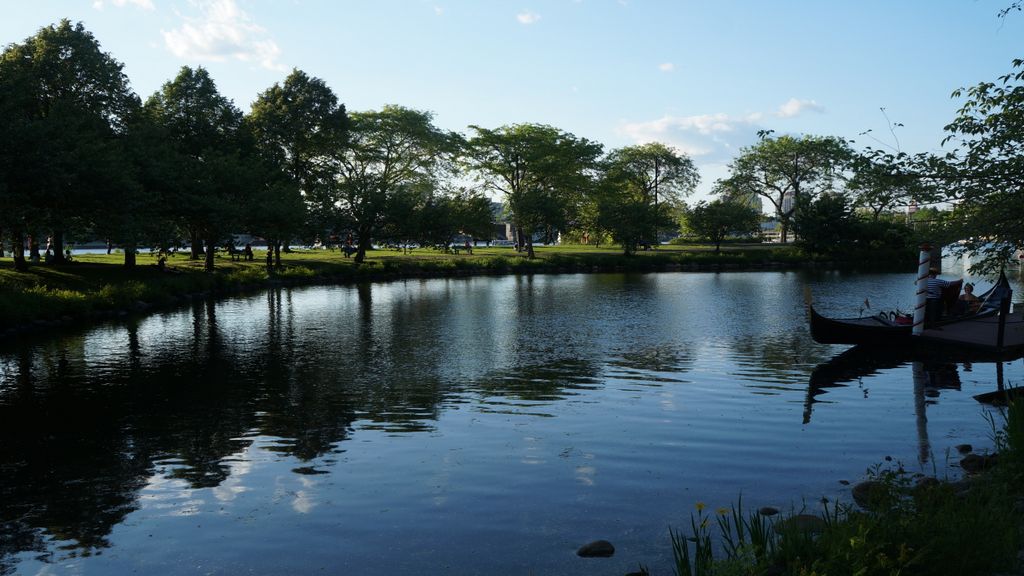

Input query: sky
[2,1,1022,199]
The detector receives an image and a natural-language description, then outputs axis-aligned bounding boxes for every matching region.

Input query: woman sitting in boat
[956,282,982,315]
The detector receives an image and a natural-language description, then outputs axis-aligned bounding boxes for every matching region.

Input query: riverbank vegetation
[666,399,1024,576]
[1,243,824,329]
[4,19,1019,282]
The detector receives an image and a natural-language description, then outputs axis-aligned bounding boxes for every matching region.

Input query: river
[1,269,1022,575]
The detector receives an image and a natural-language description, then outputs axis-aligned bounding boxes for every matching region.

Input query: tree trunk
[123,242,137,268]
[526,235,535,259]
[52,229,66,264]
[274,241,281,268]
[12,229,27,271]
[190,230,203,260]
[0,228,5,258]
[204,237,216,271]
[29,235,40,263]
[354,227,370,264]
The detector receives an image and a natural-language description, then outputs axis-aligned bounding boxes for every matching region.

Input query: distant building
[781,191,795,216]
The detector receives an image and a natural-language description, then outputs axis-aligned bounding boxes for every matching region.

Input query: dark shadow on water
[804,345,1024,424]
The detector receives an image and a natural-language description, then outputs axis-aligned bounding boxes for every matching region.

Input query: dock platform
[919,309,1024,353]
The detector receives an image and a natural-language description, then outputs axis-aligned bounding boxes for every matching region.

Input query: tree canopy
[0,19,138,267]
[145,66,250,271]
[681,199,761,253]
[717,132,853,243]
[934,58,1024,274]
[331,105,461,263]
[466,124,602,258]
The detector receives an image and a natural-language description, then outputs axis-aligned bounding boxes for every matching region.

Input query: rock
[838,480,850,485]
[773,514,826,535]
[758,506,780,516]
[955,444,973,454]
[576,539,615,558]
[961,453,998,473]
[851,480,890,510]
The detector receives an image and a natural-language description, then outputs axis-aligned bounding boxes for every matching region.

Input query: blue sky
[2,1,1021,198]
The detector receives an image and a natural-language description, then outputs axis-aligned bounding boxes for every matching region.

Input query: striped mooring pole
[912,244,931,336]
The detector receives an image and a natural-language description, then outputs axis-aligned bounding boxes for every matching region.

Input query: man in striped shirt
[925,267,951,325]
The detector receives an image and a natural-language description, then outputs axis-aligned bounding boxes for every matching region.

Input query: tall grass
[668,403,1024,576]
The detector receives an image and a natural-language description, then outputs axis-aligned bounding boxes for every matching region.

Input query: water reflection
[804,346,1023,465]
[0,272,1017,575]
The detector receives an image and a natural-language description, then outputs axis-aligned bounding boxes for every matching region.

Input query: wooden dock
[919,309,1024,353]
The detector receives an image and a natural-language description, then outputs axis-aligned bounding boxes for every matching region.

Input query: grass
[0,241,914,329]
[667,399,1024,576]
[0,243,814,328]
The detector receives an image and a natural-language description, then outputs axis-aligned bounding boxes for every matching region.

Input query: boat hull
[809,307,911,345]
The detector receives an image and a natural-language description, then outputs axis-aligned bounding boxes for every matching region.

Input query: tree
[790,192,859,258]
[717,132,853,243]
[603,143,698,237]
[846,152,935,220]
[598,143,699,253]
[330,105,460,263]
[933,58,1024,274]
[0,20,138,266]
[466,124,602,258]
[145,66,250,271]
[103,105,182,267]
[681,199,762,252]
[248,69,348,263]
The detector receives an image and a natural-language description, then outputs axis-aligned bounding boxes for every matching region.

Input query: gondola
[808,273,1012,346]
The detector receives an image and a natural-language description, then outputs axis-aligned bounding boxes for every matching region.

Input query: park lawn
[0,243,799,328]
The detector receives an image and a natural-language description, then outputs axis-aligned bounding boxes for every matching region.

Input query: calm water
[2,270,1022,575]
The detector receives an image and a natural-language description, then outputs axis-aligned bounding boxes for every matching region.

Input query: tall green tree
[717,132,853,243]
[682,199,762,253]
[330,105,460,263]
[466,124,602,258]
[847,151,934,220]
[790,192,859,258]
[104,105,182,267]
[599,142,699,253]
[145,66,250,271]
[0,20,138,267]
[934,58,1024,273]
[248,69,348,262]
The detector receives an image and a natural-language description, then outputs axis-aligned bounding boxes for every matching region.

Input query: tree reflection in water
[3,272,1014,575]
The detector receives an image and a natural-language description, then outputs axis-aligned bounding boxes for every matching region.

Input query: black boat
[808,273,1012,346]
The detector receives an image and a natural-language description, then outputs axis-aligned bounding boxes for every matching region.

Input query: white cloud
[93,0,155,10]
[620,98,826,166]
[618,112,765,162]
[162,0,284,71]
[658,62,675,72]
[775,98,824,118]
[434,5,444,15]
[516,11,541,24]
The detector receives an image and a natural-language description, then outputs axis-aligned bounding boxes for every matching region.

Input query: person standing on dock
[925,268,950,325]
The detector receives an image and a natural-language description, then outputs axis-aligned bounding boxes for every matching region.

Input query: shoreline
[0,246,895,340]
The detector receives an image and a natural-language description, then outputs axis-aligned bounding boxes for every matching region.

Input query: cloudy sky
[2,1,1021,198]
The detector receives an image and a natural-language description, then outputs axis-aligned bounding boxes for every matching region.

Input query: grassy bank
[0,243,811,331]
[0,242,910,332]
[664,401,1024,576]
